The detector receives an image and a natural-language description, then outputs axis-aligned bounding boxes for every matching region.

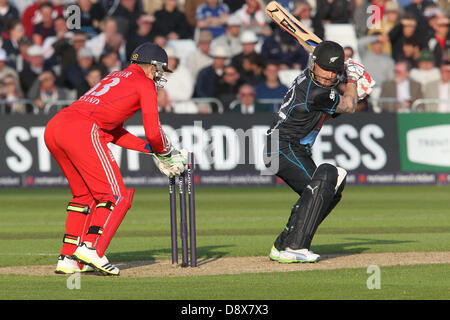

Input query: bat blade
[265,1,322,53]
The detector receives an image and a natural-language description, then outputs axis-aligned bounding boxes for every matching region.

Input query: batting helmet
[308,41,345,87]
[311,41,345,73]
[130,42,172,73]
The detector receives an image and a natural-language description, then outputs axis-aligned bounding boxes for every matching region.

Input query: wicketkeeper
[45,43,187,275]
[266,41,374,263]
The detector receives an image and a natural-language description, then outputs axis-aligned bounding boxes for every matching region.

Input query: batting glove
[356,71,376,100]
[345,59,365,83]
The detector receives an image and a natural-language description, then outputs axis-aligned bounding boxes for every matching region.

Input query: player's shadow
[109,244,234,270]
[311,237,415,258]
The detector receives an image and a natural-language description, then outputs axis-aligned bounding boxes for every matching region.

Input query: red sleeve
[139,80,170,154]
[103,126,150,153]
[22,5,63,38]
[22,7,35,38]
[55,6,63,16]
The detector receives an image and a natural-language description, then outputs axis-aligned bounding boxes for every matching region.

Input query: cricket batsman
[266,41,374,263]
[45,43,187,275]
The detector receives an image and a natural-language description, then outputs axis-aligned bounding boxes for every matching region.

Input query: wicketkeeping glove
[152,148,188,178]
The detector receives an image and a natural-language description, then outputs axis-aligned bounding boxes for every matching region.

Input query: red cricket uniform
[44,64,169,255]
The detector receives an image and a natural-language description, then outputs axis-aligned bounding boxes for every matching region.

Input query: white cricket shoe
[269,245,281,262]
[55,255,94,274]
[278,248,321,263]
[72,242,120,276]
[55,255,80,274]
[80,264,95,273]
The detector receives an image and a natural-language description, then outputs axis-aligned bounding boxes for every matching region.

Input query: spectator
[343,46,354,60]
[240,52,265,86]
[126,13,156,59]
[383,1,402,34]
[64,46,95,89]
[76,0,106,37]
[389,13,423,61]
[0,74,25,114]
[99,49,122,75]
[402,37,422,68]
[86,17,126,63]
[354,0,371,37]
[316,0,352,25]
[157,87,173,113]
[27,69,67,111]
[105,31,126,63]
[153,0,192,40]
[0,0,19,34]
[405,0,434,35]
[153,34,167,49]
[0,48,19,81]
[19,44,45,95]
[422,4,442,41]
[194,45,230,99]
[184,0,206,28]
[213,64,243,111]
[2,20,25,68]
[261,28,309,70]
[254,61,288,111]
[362,1,400,56]
[77,66,102,98]
[164,47,197,113]
[234,0,270,36]
[379,60,423,112]
[211,14,243,58]
[32,1,56,46]
[230,83,271,113]
[112,0,143,38]
[186,30,214,80]
[293,0,324,39]
[354,0,388,37]
[15,37,33,73]
[41,15,72,66]
[410,50,441,87]
[53,30,88,79]
[231,30,260,73]
[357,32,395,99]
[428,16,450,66]
[22,0,63,39]
[422,59,450,112]
[195,0,230,39]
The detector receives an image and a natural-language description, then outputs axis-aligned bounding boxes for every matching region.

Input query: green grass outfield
[0,186,449,300]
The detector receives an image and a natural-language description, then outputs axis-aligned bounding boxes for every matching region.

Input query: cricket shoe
[72,242,120,276]
[55,255,80,274]
[268,245,281,262]
[55,255,94,274]
[278,248,321,263]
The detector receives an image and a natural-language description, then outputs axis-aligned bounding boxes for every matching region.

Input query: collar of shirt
[396,80,411,102]
[127,63,146,76]
[241,104,255,114]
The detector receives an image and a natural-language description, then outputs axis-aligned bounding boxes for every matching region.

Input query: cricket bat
[265,1,322,53]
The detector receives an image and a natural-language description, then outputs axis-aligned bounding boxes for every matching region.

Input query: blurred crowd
[0,0,449,114]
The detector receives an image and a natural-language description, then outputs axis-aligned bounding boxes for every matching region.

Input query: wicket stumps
[168,152,197,267]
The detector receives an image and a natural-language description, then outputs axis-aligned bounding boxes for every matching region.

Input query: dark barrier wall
[0,113,448,187]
